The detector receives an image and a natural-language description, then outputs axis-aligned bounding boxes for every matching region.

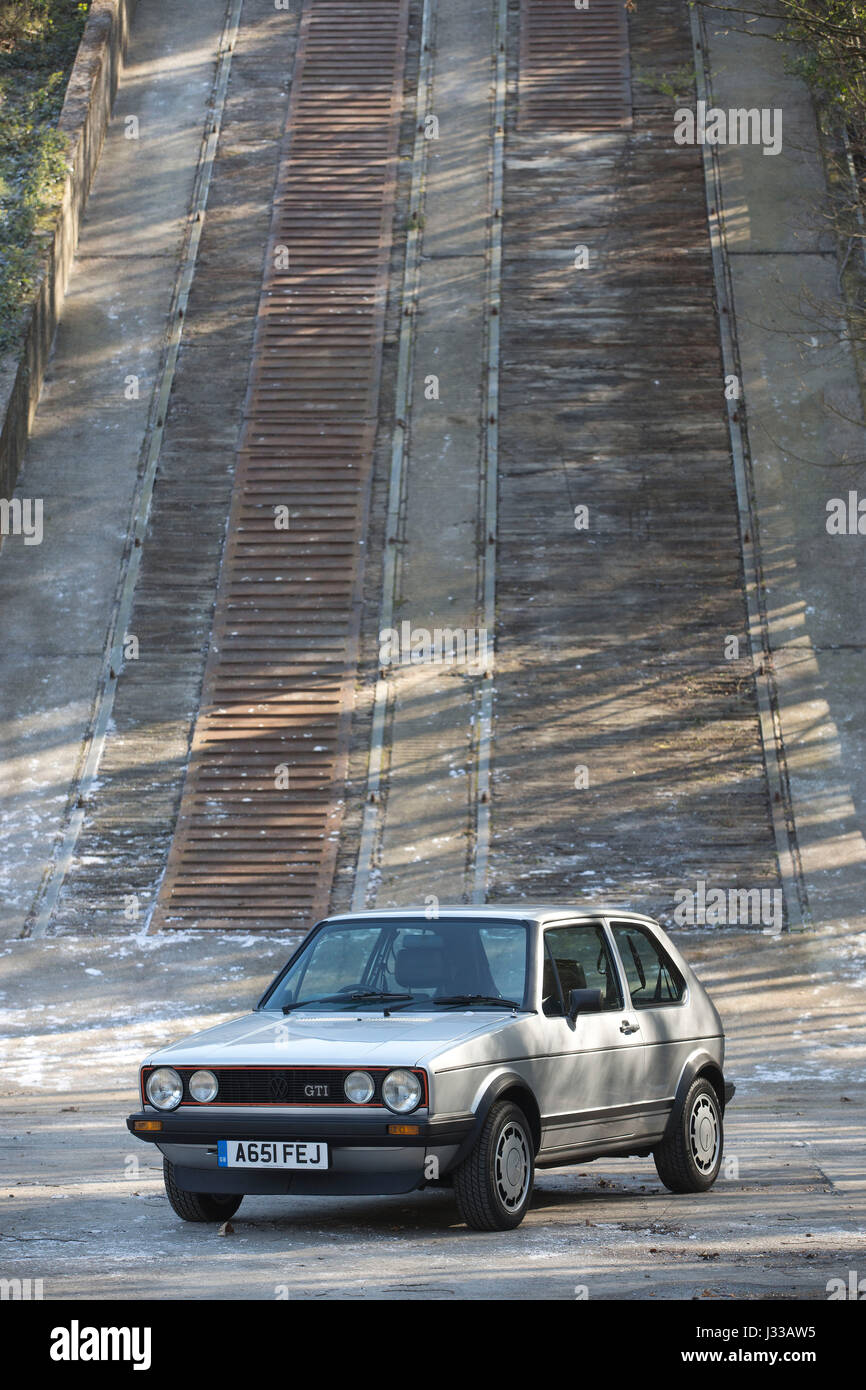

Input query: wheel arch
[450,1070,542,1168]
[661,1048,726,1142]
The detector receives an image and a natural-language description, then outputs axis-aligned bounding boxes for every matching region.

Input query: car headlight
[188,1069,218,1103]
[344,1070,374,1104]
[145,1067,183,1111]
[382,1068,422,1114]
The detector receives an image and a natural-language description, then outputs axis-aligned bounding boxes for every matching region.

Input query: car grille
[142,1066,426,1107]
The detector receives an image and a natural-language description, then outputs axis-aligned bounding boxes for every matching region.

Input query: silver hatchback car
[128,907,734,1230]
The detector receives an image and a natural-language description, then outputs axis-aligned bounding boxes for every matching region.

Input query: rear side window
[611,923,685,1008]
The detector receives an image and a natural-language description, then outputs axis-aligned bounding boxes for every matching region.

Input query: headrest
[394,945,445,990]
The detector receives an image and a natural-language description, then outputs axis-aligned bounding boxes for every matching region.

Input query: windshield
[261,918,530,1013]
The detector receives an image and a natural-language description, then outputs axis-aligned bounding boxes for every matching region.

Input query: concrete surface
[487,0,781,918]
[372,0,495,907]
[0,0,136,501]
[0,0,231,939]
[47,0,300,934]
[703,7,866,930]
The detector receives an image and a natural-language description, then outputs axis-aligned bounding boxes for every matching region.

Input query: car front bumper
[126,1108,474,1196]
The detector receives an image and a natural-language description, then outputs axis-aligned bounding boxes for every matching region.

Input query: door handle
[620,1019,639,1034]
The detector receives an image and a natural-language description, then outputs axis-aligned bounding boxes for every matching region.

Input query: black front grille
[142,1065,427,1108]
[182,1067,378,1106]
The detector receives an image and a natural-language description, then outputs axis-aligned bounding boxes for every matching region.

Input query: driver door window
[542,925,623,1016]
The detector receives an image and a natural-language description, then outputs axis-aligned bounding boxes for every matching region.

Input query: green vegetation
[632,61,696,106]
[698,3,866,171]
[779,2,866,131]
[654,63,697,104]
[0,1,90,355]
[775,3,866,362]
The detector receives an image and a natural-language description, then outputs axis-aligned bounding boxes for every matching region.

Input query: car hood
[145,1009,518,1069]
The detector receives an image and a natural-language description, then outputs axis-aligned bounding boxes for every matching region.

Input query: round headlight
[382,1068,422,1114]
[344,1070,374,1104]
[145,1066,183,1111]
[188,1069,218,1103]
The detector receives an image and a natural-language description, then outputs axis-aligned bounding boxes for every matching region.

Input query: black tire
[163,1158,243,1223]
[653,1076,723,1193]
[453,1100,535,1231]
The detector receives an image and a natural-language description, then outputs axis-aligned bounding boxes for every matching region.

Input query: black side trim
[536,1137,657,1169]
[541,1097,672,1131]
[724,1081,735,1106]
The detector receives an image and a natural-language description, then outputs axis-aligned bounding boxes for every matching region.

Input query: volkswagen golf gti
[127,906,734,1230]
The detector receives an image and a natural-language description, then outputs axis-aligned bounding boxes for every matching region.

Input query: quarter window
[610,923,685,1008]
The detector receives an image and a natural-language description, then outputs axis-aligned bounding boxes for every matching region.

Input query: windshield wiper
[432,994,522,1010]
[282,990,413,1015]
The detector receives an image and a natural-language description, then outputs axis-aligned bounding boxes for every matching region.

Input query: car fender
[448,1068,541,1169]
[661,1046,728,1143]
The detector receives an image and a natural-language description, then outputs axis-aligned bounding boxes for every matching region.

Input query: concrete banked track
[35,0,781,936]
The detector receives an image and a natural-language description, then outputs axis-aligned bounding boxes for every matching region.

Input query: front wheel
[163,1158,243,1223]
[454,1101,535,1230]
[653,1077,723,1193]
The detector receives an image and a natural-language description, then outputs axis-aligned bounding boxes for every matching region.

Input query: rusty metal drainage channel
[518,0,631,132]
[151,0,409,931]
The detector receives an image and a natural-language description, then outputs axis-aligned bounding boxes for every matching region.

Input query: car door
[608,919,693,1118]
[534,921,646,1160]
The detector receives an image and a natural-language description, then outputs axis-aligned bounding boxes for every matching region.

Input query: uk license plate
[217,1139,328,1170]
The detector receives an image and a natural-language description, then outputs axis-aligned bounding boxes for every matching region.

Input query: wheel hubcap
[689,1094,720,1173]
[495,1120,531,1210]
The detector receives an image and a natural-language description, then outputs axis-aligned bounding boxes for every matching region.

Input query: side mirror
[568,987,602,1021]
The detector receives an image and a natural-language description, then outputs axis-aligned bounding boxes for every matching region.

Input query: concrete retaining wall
[0,0,138,501]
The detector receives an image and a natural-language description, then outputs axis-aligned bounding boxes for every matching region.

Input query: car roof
[322,905,658,928]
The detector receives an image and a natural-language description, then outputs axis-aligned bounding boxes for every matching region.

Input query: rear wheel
[454,1101,534,1230]
[163,1158,243,1223]
[653,1077,723,1193]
